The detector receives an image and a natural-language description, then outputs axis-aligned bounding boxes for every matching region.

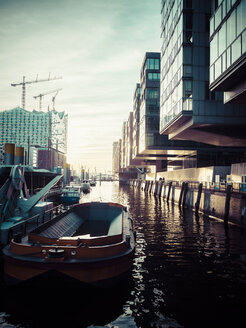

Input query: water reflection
[1,182,246,328]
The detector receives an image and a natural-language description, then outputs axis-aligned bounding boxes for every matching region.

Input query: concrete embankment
[129,179,246,227]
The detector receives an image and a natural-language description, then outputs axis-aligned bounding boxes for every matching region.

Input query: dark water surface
[1,181,246,328]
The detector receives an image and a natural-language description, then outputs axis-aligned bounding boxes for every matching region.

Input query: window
[219,24,226,56]
[183,46,193,64]
[227,10,236,45]
[243,30,246,54]
[146,133,154,146]
[231,36,241,63]
[146,88,159,99]
[148,73,160,80]
[214,57,222,79]
[183,65,192,76]
[147,58,160,70]
[236,0,246,36]
[215,5,222,30]
[226,0,231,13]
[210,34,218,64]
[227,46,231,67]
[183,80,192,97]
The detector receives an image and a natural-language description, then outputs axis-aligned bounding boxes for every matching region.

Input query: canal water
[1,181,246,328]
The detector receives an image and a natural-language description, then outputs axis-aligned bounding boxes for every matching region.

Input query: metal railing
[6,204,64,243]
[130,179,246,194]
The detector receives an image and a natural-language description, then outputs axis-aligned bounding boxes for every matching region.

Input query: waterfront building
[112,141,119,178]
[121,122,127,170]
[126,112,133,167]
[159,0,246,147]
[132,84,141,159]
[131,51,241,171]
[0,107,68,169]
[209,0,246,105]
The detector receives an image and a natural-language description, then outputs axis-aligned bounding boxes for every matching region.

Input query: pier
[129,178,246,227]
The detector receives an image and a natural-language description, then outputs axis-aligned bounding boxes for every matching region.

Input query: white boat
[82,180,91,193]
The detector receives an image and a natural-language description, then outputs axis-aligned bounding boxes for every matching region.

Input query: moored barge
[3,201,135,287]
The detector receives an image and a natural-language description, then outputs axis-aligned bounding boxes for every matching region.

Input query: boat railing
[7,204,64,243]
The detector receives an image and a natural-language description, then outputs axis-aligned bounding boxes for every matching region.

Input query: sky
[0,0,161,173]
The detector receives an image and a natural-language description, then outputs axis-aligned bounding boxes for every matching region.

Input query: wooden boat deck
[38,212,83,239]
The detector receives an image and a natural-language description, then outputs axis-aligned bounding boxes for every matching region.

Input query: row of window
[146,58,160,70]
[211,0,240,35]
[210,29,246,82]
[148,73,160,81]
[210,0,246,65]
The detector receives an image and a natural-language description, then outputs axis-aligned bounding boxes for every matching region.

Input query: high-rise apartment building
[112,141,119,177]
[139,52,161,153]
[209,0,246,104]
[132,84,141,159]
[160,0,246,147]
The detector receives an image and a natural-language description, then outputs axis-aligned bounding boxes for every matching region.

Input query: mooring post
[182,182,188,208]
[167,181,172,202]
[158,180,163,196]
[179,182,185,207]
[195,183,203,214]
[224,184,232,222]
[154,181,158,195]
[149,181,153,194]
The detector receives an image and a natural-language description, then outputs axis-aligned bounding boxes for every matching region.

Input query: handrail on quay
[131,179,246,194]
[157,180,245,194]
[6,204,64,243]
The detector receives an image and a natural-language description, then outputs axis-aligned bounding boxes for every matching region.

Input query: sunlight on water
[1,182,246,328]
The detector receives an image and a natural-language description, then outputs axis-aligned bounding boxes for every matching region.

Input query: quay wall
[129,179,246,227]
[146,166,231,183]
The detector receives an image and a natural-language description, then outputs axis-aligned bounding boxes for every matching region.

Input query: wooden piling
[179,182,185,207]
[167,181,172,202]
[149,181,153,194]
[158,180,163,196]
[182,182,188,208]
[195,183,203,214]
[154,181,158,195]
[224,184,232,222]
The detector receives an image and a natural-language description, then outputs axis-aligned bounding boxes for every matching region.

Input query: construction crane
[33,88,62,111]
[52,89,62,110]
[11,73,62,109]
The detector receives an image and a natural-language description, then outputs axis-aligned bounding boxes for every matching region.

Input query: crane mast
[11,74,62,109]
[33,88,62,111]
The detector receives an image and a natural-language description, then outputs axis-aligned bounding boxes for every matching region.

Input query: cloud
[0,0,161,172]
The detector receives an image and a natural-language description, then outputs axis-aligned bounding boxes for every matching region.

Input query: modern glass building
[132,83,141,159]
[0,107,68,168]
[139,52,164,155]
[210,0,246,104]
[160,0,246,148]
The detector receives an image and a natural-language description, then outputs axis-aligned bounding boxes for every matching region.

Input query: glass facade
[210,0,246,84]
[160,0,196,131]
[132,84,141,158]
[0,107,68,154]
[138,53,164,153]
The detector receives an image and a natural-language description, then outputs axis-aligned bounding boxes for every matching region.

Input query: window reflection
[210,0,246,84]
